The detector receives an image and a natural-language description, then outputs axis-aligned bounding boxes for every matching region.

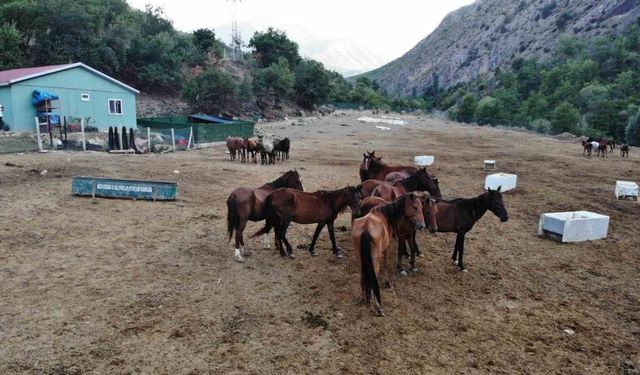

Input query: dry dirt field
[1,112,639,375]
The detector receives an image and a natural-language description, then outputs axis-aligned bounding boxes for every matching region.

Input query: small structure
[414,155,434,166]
[0,63,138,132]
[538,211,609,242]
[484,160,496,172]
[615,181,638,200]
[137,115,254,143]
[485,173,517,191]
[72,176,177,201]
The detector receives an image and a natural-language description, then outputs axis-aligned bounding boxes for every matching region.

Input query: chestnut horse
[365,154,419,181]
[408,187,509,272]
[372,167,441,201]
[359,151,376,182]
[359,194,439,274]
[253,186,362,258]
[352,193,428,316]
[621,144,629,157]
[226,170,304,262]
[245,138,260,163]
[581,140,593,156]
[226,137,246,162]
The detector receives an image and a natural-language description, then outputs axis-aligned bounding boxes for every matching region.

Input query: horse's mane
[372,194,410,224]
[267,171,296,188]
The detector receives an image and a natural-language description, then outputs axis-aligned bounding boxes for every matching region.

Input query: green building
[0,63,138,132]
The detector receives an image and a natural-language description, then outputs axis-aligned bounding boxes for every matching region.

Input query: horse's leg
[396,237,406,275]
[452,233,459,265]
[413,231,423,258]
[381,248,392,289]
[409,233,419,272]
[308,222,326,256]
[234,218,246,262]
[456,233,467,272]
[327,221,343,258]
[278,220,295,258]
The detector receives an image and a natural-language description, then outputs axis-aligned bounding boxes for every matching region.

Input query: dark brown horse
[245,138,259,163]
[352,193,428,316]
[582,140,593,156]
[372,167,441,201]
[621,144,629,157]
[359,151,376,182]
[226,170,305,262]
[364,154,418,181]
[596,142,608,157]
[410,187,509,272]
[252,186,362,258]
[360,194,439,274]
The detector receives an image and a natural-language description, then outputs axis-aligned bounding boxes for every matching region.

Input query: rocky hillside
[362,0,640,96]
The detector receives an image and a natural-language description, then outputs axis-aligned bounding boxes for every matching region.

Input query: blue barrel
[72,176,177,201]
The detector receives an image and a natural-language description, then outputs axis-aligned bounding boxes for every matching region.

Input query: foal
[226,170,304,262]
[253,186,362,258]
[352,193,427,316]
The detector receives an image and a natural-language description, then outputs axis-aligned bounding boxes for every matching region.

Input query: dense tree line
[428,20,640,145]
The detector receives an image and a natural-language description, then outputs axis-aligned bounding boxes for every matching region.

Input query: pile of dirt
[553,132,578,141]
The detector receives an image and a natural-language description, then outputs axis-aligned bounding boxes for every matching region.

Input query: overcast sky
[126,0,475,76]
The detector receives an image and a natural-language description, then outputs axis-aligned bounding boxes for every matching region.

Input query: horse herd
[581,137,630,158]
[226,136,291,165]
[226,151,509,316]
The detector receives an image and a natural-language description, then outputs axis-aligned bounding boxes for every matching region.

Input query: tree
[625,106,640,146]
[457,93,477,122]
[249,28,300,68]
[252,59,294,108]
[293,59,331,108]
[237,75,255,106]
[182,67,238,114]
[328,71,352,102]
[193,28,224,61]
[0,22,24,69]
[475,96,504,125]
[551,101,580,134]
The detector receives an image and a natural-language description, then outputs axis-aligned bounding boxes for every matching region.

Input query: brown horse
[364,154,418,181]
[582,140,593,156]
[226,170,305,262]
[409,187,509,272]
[596,142,608,157]
[359,151,376,182]
[352,193,427,316]
[621,144,629,157]
[384,171,412,182]
[252,186,362,258]
[226,137,245,162]
[372,167,441,201]
[358,179,386,199]
[245,138,260,163]
[360,194,439,274]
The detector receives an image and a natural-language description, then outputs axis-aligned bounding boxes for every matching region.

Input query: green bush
[252,59,295,108]
[551,101,580,134]
[475,96,504,125]
[182,68,238,114]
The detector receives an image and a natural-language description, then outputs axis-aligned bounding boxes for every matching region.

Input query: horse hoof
[234,254,245,263]
[334,252,344,259]
[288,253,296,259]
[376,309,385,317]
[310,251,318,257]
[453,260,458,265]
[461,268,469,273]
[411,267,418,272]
[417,253,425,258]
[399,270,408,276]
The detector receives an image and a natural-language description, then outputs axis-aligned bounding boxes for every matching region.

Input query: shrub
[551,101,580,134]
[182,68,238,114]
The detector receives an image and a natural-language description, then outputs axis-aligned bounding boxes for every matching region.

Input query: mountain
[361,0,640,96]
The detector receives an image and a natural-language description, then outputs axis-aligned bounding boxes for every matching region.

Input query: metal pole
[34,116,43,152]
[80,118,87,151]
[171,128,176,151]
[147,127,151,151]
[187,127,193,149]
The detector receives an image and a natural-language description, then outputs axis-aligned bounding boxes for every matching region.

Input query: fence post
[80,118,87,151]
[119,125,124,150]
[34,116,43,152]
[187,126,193,149]
[171,128,176,151]
[147,127,151,151]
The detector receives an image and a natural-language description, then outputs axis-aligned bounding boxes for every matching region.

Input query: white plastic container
[615,181,638,200]
[484,173,517,191]
[538,211,609,242]
[414,156,434,166]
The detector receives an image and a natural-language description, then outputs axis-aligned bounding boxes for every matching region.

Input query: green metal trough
[72,176,177,201]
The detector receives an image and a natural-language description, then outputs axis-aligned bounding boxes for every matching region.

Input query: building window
[81,93,90,101]
[108,99,123,115]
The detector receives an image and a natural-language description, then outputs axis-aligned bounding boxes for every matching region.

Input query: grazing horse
[365,154,418,181]
[226,137,245,162]
[416,187,509,271]
[359,194,439,274]
[252,186,362,258]
[226,170,304,262]
[352,193,427,316]
[621,144,629,157]
[359,151,376,182]
[582,140,593,156]
[372,167,442,201]
[245,138,260,163]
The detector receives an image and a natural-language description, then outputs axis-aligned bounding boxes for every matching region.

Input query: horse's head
[424,198,438,233]
[283,170,304,191]
[415,168,442,197]
[486,187,509,222]
[346,185,363,217]
[402,193,425,231]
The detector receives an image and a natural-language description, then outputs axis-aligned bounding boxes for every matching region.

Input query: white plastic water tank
[615,181,638,200]
[414,156,434,166]
[538,211,609,242]
[484,173,517,191]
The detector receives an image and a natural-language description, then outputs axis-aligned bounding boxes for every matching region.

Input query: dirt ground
[1,111,639,375]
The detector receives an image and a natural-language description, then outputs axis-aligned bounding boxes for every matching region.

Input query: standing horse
[621,144,629,157]
[359,151,376,182]
[365,154,418,181]
[352,193,427,316]
[226,137,245,161]
[582,140,593,156]
[246,138,259,163]
[596,142,608,157]
[226,170,304,262]
[273,137,290,161]
[252,186,362,258]
[359,194,439,274]
[413,187,509,272]
[259,138,276,165]
[371,167,441,201]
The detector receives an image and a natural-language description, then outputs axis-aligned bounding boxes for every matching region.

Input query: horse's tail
[226,195,239,242]
[360,230,380,307]
[252,195,276,238]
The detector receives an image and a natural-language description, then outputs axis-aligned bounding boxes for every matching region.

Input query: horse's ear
[487,187,493,193]
[497,186,502,192]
